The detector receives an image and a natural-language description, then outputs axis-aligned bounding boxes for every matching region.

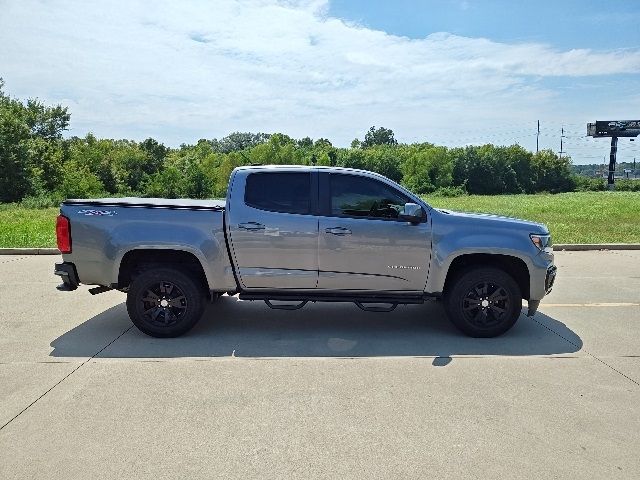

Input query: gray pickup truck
[55,166,556,338]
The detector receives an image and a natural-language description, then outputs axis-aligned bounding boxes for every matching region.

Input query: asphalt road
[0,251,639,479]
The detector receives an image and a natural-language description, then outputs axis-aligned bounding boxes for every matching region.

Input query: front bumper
[54,262,80,291]
[527,265,557,317]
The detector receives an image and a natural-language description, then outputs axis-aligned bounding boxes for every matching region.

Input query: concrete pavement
[0,252,639,479]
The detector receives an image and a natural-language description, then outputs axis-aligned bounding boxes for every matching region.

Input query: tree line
[2,79,635,206]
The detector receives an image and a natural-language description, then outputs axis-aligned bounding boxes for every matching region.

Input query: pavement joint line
[0,361,79,365]
[531,316,640,388]
[542,303,640,307]
[610,250,640,260]
[0,325,133,433]
[86,354,589,362]
[0,256,29,265]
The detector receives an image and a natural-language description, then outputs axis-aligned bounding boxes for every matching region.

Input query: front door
[227,171,318,289]
[317,173,431,292]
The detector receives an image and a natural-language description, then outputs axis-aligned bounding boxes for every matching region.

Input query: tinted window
[245,173,310,214]
[330,174,409,219]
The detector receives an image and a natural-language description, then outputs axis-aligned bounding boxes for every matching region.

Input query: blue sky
[1,0,639,164]
[330,0,640,50]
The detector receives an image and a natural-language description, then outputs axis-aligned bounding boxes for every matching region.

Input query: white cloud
[1,0,639,154]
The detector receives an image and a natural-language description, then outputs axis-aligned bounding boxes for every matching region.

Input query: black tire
[444,267,522,338]
[126,267,206,338]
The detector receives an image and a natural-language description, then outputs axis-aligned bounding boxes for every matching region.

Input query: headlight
[530,234,552,251]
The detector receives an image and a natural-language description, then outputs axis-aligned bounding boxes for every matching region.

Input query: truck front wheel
[126,267,206,338]
[445,267,522,337]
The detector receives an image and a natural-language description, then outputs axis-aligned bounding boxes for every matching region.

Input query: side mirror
[399,203,423,223]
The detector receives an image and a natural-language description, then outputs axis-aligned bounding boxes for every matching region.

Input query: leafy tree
[505,144,535,193]
[213,132,271,153]
[0,80,584,204]
[142,167,185,198]
[362,126,397,148]
[0,78,69,202]
[0,90,31,201]
[401,144,451,194]
[314,138,332,149]
[26,136,65,193]
[58,161,104,198]
[363,146,402,182]
[297,137,313,148]
[24,98,70,140]
[531,150,574,193]
[337,148,367,170]
[140,137,168,168]
[249,133,302,165]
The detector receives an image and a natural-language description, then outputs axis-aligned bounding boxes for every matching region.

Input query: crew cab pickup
[55,166,556,338]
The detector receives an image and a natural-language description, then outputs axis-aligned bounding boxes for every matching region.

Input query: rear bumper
[54,262,80,291]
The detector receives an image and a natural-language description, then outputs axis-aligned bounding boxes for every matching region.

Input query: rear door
[227,170,319,289]
[317,172,431,292]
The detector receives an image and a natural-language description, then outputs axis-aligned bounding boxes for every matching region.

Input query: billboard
[587,120,640,137]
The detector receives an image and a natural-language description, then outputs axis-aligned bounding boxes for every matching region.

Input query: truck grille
[545,266,557,292]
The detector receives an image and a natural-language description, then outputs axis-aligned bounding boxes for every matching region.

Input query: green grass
[1,191,639,247]
[424,191,640,244]
[0,205,58,248]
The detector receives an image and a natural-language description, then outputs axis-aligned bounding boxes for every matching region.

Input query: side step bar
[238,292,426,312]
[264,299,308,311]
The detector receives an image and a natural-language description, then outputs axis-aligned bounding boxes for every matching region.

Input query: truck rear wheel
[126,267,206,338]
[444,267,522,337]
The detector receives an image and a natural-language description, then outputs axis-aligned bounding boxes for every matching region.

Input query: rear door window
[245,173,311,215]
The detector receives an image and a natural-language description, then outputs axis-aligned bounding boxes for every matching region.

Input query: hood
[436,209,549,234]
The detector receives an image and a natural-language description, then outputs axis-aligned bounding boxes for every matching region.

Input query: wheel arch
[117,248,210,291]
[443,253,530,300]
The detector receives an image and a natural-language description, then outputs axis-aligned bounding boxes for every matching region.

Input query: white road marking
[541,302,640,307]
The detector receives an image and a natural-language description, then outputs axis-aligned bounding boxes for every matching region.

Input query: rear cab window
[245,172,311,215]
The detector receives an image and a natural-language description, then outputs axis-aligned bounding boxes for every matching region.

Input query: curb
[0,248,60,255]
[553,244,640,251]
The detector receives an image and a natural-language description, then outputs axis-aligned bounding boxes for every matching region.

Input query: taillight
[56,215,71,253]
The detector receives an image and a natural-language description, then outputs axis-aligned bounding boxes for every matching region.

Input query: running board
[355,302,397,313]
[238,292,425,312]
[264,299,308,311]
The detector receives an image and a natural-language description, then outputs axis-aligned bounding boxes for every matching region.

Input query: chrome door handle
[325,227,352,236]
[238,222,265,231]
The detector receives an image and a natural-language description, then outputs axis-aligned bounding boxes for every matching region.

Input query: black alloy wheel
[461,281,511,329]
[141,281,188,328]
[126,267,206,338]
[445,267,522,337]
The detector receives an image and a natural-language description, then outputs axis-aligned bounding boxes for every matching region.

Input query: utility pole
[536,120,540,153]
[559,126,566,158]
[608,136,618,189]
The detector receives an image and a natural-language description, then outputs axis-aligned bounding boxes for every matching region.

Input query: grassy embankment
[424,191,640,244]
[1,191,639,247]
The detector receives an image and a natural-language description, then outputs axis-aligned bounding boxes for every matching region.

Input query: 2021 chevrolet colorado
[54,166,556,338]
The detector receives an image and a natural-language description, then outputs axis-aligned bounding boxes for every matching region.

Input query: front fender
[425,228,542,296]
